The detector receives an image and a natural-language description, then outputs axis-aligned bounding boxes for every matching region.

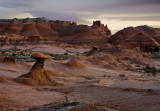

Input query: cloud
[85,13,160,21]
[72,0,160,14]
[0,0,160,25]
[0,0,37,8]
[105,15,160,21]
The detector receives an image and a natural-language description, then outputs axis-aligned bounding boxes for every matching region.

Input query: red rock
[92,21,111,36]
[109,27,160,52]
[0,18,112,45]
[136,25,160,43]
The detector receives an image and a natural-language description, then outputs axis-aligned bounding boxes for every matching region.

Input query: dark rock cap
[31,53,52,60]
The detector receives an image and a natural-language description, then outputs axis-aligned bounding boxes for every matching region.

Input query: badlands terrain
[0,18,160,111]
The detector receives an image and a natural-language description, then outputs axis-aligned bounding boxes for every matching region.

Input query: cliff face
[0,18,111,44]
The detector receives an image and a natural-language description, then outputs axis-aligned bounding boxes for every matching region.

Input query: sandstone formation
[66,58,86,69]
[87,46,100,56]
[92,21,111,36]
[0,18,111,45]
[85,43,152,71]
[136,25,160,43]
[31,53,52,60]
[56,23,111,45]
[17,53,54,86]
[109,27,160,52]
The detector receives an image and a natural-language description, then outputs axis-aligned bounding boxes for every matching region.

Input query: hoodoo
[17,53,54,86]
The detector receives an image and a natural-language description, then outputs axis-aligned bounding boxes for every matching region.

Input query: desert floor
[1,44,160,111]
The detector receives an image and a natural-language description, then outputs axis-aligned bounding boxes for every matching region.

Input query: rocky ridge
[0,18,111,45]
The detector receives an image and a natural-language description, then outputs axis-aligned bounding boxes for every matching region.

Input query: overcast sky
[0,0,160,33]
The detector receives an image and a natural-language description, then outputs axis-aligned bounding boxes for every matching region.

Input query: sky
[0,0,160,33]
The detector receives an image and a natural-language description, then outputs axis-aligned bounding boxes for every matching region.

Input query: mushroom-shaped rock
[31,53,52,60]
[16,53,54,86]
[31,53,52,66]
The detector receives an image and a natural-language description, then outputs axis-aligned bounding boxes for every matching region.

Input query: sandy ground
[1,44,160,111]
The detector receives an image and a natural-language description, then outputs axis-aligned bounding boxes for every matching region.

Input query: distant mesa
[0,17,76,25]
[1,17,160,51]
[0,18,111,45]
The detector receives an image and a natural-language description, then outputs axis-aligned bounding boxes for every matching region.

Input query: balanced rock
[31,53,52,60]
[17,53,54,86]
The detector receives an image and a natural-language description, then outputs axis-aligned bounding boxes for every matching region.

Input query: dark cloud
[0,0,36,8]
[26,10,90,24]
[72,0,160,14]
[0,0,160,25]
[125,0,160,5]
